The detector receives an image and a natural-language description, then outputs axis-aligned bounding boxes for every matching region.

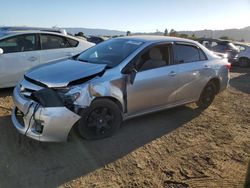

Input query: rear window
[41,34,71,50]
[235,45,246,51]
[67,37,79,47]
[176,44,207,63]
[212,44,226,51]
[217,42,238,51]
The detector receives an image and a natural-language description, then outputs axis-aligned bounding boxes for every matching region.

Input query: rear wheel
[239,58,250,67]
[77,99,122,140]
[197,82,217,109]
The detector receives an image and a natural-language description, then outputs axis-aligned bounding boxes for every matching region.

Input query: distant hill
[3,25,249,42]
[179,26,250,42]
[64,27,126,36]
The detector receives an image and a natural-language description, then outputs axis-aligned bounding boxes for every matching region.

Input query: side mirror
[122,62,138,84]
[0,48,3,55]
[129,68,137,85]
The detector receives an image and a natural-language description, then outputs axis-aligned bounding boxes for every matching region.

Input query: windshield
[77,38,144,68]
[0,32,11,38]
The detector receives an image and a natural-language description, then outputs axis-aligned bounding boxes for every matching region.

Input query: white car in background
[0,30,94,88]
[234,42,250,67]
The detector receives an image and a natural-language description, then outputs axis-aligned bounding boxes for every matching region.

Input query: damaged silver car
[12,36,230,142]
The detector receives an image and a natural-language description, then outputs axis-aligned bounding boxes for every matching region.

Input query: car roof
[233,42,250,47]
[1,30,62,35]
[118,35,196,43]
[0,26,65,33]
[0,30,79,40]
[198,38,235,44]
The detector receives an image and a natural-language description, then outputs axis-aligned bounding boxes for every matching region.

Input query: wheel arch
[92,96,124,113]
[208,77,220,94]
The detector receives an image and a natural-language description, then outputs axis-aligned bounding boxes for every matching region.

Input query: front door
[126,44,179,116]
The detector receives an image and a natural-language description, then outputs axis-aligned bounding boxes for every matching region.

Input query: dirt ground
[0,67,249,188]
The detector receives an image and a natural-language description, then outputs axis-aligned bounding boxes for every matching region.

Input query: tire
[239,58,250,68]
[196,82,217,109]
[77,99,122,140]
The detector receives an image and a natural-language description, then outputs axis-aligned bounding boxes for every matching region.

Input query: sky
[0,0,250,32]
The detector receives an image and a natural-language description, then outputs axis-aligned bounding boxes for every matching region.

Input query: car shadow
[230,67,250,94]
[0,88,13,98]
[0,105,202,188]
[0,88,13,113]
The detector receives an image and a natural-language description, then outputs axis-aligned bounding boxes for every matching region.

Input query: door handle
[203,65,210,69]
[27,56,38,62]
[168,71,176,77]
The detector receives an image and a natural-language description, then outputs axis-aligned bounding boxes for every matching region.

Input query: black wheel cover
[77,99,122,140]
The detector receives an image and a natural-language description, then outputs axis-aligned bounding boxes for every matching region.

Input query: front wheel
[196,82,217,109]
[77,99,122,140]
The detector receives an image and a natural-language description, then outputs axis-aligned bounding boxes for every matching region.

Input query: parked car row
[87,36,109,44]
[0,26,68,35]
[0,29,95,88]
[11,36,230,142]
[198,38,250,67]
[233,42,250,67]
[73,31,109,44]
[198,38,239,63]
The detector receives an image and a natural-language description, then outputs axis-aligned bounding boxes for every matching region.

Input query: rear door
[39,34,74,65]
[173,42,210,103]
[0,34,40,88]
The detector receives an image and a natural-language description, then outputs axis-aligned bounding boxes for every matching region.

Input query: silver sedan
[12,36,230,142]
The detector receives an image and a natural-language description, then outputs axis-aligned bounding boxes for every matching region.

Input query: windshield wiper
[77,58,112,68]
[77,58,91,63]
[105,64,112,69]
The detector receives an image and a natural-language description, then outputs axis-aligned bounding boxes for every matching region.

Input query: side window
[88,37,103,44]
[41,34,70,50]
[199,49,207,61]
[236,45,245,51]
[211,41,218,47]
[212,44,226,52]
[136,44,171,72]
[0,34,36,53]
[67,38,79,47]
[175,44,201,63]
[202,40,211,49]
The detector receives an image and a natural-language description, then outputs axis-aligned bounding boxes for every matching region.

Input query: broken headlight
[64,86,82,102]
[57,86,82,104]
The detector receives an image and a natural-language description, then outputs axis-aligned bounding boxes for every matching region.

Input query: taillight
[226,63,231,70]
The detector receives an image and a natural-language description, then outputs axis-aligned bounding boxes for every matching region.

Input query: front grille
[15,108,25,128]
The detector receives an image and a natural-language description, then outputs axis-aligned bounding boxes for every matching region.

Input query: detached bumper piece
[11,87,81,142]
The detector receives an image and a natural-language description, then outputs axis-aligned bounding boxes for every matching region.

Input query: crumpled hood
[25,59,106,88]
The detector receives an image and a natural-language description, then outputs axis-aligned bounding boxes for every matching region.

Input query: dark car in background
[233,42,250,67]
[198,38,239,64]
[87,36,108,44]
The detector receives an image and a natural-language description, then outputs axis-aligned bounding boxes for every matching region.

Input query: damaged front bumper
[11,86,81,142]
